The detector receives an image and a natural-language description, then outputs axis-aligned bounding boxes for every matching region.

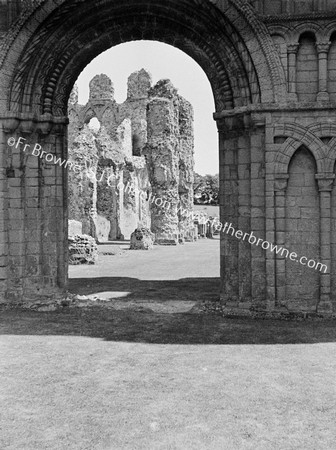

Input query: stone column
[54,126,68,288]
[0,114,68,302]
[3,119,37,301]
[274,175,289,307]
[0,120,10,299]
[216,112,268,310]
[249,118,267,309]
[145,80,180,245]
[237,131,252,305]
[287,44,299,102]
[316,174,334,313]
[316,42,331,101]
[217,117,240,306]
[265,116,276,310]
[117,170,124,239]
[34,120,68,297]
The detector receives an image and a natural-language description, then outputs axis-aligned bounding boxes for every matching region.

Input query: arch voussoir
[1,0,286,117]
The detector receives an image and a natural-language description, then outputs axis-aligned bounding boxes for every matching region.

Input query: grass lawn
[1,307,336,450]
[193,205,219,220]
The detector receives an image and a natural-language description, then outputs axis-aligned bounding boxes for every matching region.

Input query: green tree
[193,173,219,205]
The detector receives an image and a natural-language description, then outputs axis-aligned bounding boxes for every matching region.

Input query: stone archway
[0,0,286,303]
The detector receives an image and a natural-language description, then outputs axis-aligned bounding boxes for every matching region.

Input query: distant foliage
[193,173,219,205]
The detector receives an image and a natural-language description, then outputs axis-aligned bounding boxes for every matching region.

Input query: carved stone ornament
[315,173,335,191]
[274,175,289,192]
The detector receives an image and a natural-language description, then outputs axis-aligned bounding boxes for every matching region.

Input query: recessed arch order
[0,0,292,309]
[1,0,286,118]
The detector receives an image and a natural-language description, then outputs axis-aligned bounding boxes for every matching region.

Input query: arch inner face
[1,0,336,316]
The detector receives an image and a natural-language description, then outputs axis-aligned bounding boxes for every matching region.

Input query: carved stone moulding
[214,110,266,134]
[1,113,69,134]
[274,174,289,192]
[315,173,335,191]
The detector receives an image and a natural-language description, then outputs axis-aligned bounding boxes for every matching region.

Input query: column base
[288,92,298,102]
[316,91,330,102]
[317,295,333,314]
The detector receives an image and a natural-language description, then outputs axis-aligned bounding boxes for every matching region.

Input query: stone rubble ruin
[129,227,155,250]
[67,70,196,245]
[68,235,98,265]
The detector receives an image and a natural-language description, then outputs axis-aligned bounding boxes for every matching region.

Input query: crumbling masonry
[67,71,195,244]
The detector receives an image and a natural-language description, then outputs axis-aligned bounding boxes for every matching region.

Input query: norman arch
[0,0,283,304]
[1,0,336,316]
[1,0,286,118]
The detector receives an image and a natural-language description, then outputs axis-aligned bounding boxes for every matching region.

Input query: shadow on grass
[1,308,336,345]
[68,276,220,302]
[0,273,336,345]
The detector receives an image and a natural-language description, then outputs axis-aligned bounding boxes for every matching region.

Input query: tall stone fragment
[127,68,152,100]
[121,69,152,156]
[68,126,98,237]
[178,95,195,241]
[145,80,180,244]
[89,74,114,102]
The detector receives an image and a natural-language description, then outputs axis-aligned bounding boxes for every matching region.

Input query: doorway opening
[67,41,220,308]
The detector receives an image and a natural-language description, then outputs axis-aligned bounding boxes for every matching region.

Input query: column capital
[315,173,335,191]
[287,43,300,54]
[316,41,331,54]
[215,112,265,134]
[0,113,69,134]
[274,175,289,192]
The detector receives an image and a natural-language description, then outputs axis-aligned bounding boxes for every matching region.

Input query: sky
[75,41,219,175]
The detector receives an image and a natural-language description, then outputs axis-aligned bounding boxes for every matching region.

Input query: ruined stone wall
[68,71,195,243]
[145,80,180,244]
[145,80,195,244]
[68,73,151,241]
[285,147,320,310]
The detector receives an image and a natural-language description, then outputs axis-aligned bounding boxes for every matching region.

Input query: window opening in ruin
[87,117,101,133]
[132,134,141,156]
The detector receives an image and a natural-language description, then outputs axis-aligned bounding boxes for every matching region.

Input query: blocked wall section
[332,163,336,305]
[328,33,336,102]
[296,34,318,102]
[285,147,320,311]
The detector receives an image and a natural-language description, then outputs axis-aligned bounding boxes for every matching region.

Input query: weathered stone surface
[89,74,114,102]
[68,126,97,237]
[178,96,195,241]
[93,215,110,242]
[145,79,193,245]
[130,227,154,250]
[67,78,153,241]
[68,83,78,105]
[68,220,82,236]
[68,235,98,265]
[68,73,194,245]
[127,69,152,99]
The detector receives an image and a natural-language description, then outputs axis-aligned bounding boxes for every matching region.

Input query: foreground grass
[1,308,336,449]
